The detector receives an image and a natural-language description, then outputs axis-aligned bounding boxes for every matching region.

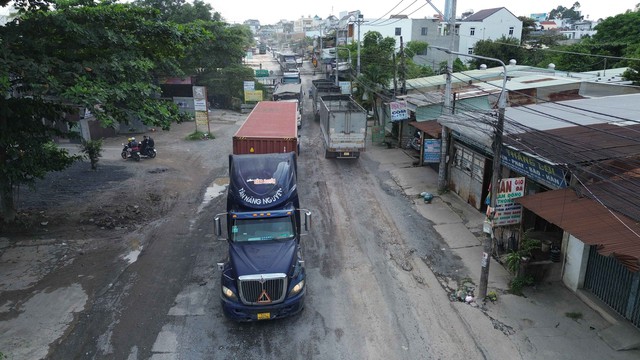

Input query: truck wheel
[324,149,331,159]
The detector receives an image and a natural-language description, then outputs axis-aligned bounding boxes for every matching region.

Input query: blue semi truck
[214,152,311,321]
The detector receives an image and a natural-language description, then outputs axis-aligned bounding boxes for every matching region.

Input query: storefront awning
[408,120,441,138]
[516,188,640,271]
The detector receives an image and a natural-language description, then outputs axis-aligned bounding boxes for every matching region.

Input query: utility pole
[400,36,406,95]
[356,12,363,76]
[431,49,508,301]
[438,0,457,193]
[335,28,339,86]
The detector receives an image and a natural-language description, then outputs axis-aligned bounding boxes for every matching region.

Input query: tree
[548,2,583,21]
[0,1,206,222]
[468,37,525,69]
[351,31,396,115]
[518,16,537,43]
[80,139,103,171]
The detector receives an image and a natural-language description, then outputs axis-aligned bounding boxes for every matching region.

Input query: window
[421,27,428,36]
[509,26,514,36]
[395,27,401,36]
[470,27,475,36]
[468,48,474,55]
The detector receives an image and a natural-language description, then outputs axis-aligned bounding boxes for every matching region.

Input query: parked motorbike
[407,130,422,151]
[121,143,141,161]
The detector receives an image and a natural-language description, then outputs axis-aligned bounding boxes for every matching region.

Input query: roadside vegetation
[0,0,254,223]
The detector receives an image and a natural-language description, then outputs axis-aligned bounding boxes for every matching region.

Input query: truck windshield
[231,216,295,242]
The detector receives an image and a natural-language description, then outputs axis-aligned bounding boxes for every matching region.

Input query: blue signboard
[423,139,441,163]
[501,147,567,189]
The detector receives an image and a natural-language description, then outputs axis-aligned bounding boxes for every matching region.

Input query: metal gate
[583,246,640,329]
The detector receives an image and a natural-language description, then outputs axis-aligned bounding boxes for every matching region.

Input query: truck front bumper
[221,291,305,322]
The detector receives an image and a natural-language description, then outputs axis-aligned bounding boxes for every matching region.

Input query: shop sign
[244,90,263,102]
[501,147,567,189]
[488,177,525,226]
[389,101,409,122]
[423,139,441,163]
[339,81,351,94]
[243,81,255,91]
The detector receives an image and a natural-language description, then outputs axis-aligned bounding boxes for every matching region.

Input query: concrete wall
[563,233,590,291]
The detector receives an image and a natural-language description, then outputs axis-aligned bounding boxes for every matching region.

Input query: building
[437,91,640,330]
[457,8,522,58]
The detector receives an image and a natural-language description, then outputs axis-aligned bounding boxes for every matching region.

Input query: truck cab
[214,153,311,321]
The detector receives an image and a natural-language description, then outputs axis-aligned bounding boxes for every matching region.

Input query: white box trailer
[318,94,367,159]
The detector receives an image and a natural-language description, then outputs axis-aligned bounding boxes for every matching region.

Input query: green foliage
[525,11,640,84]
[509,275,534,295]
[351,30,397,115]
[565,311,583,320]
[505,251,523,274]
[186,130,213,140]
[548,3,584,21]
[405,41,429,58]
[438,58,469,74]
[206,64,255,105]
[468,36,524,69]
[79,139,103,170]
[504,230,541,274]
[0,1,209,221]
[487,291,498,302]
[360,31,396,89]
[518,16,537,42]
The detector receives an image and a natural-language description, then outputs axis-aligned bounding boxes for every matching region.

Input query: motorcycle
[121,143,141,161]
[407,130,422,151]
[139,145,157,159]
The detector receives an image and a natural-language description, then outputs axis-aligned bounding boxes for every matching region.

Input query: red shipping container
[233,101,299,155]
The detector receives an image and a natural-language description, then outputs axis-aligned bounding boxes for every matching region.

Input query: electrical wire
[367,0,409,26]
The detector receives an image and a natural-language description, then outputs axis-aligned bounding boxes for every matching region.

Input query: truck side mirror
[303,210,312,232]
[213,214,227,240]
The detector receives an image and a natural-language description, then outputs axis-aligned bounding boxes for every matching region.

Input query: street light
[431,46,508,301]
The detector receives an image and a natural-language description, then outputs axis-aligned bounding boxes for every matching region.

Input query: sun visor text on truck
[228,153,298,210]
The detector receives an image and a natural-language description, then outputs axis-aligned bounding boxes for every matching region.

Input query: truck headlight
[222,286,237,300]
[289,280,305,296]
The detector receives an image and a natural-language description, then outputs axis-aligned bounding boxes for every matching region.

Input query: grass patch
[565,311,583,320]
[186,131,214,141]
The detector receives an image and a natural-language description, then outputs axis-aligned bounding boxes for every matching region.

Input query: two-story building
[457,8,522,58]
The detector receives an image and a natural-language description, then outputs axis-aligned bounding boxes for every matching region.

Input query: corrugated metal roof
[408,120,441,138]
[505,123,640,164]
[478,75,581,92]
[516,188,640,271]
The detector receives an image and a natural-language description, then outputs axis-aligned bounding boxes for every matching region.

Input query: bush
[79,139,103,170]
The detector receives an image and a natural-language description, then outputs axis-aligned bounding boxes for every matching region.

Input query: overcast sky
[207,0,637,24]
[1,1,637,23]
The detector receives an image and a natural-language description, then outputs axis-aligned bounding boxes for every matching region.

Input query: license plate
[343,152,350,156]
[257,312,271,320]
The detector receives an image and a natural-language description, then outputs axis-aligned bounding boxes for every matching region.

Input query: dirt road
[1,55,496,359]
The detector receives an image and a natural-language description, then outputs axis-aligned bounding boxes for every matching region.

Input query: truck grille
[238,273,287,305]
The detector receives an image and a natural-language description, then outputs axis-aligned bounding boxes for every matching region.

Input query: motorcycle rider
[140,135,154,155]
[127,137,139,149]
